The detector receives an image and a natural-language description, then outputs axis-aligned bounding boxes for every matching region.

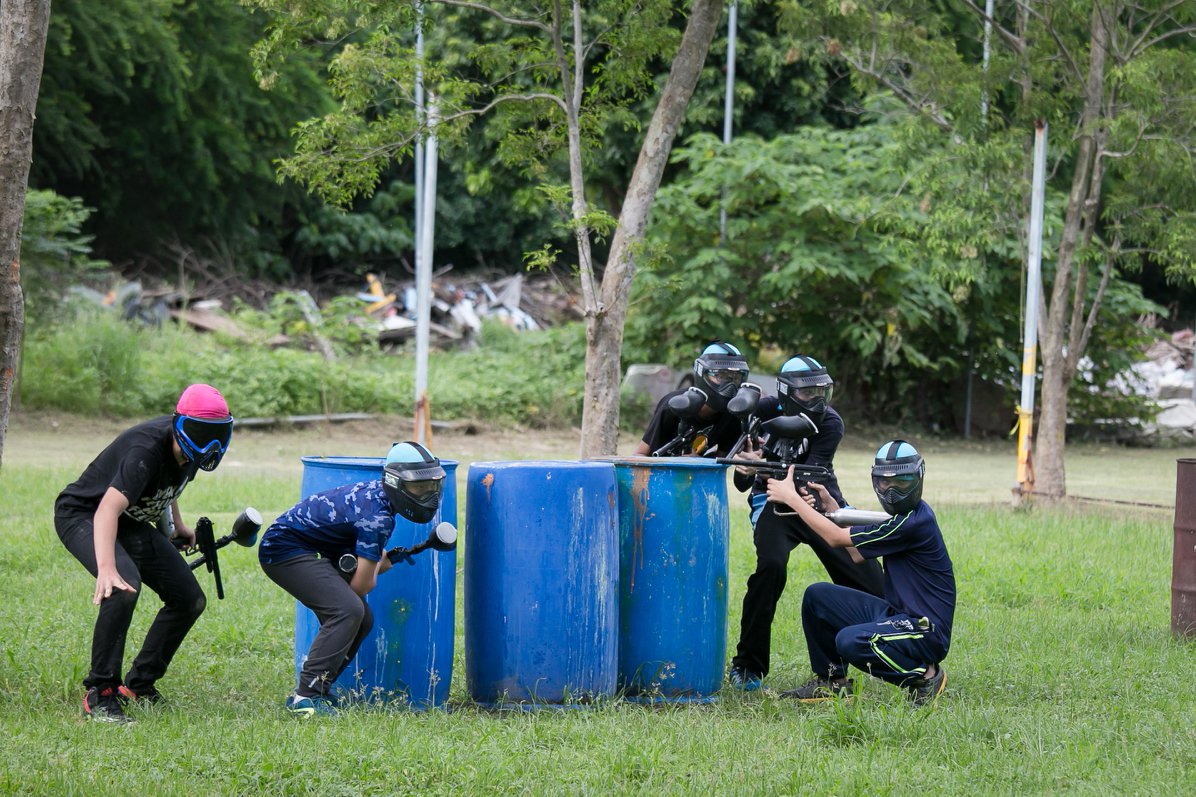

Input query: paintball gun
[722,382,763,459]
[178,508,262,600]
[652,386,716,457]
[717,413,832,508]
[338,521,458,575]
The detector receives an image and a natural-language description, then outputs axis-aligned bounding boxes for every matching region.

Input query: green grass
[1,418,1193,795]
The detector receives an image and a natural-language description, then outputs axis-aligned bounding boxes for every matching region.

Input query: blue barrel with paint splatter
[464,460,618,708]
[294,455,458,709]
[605,456,729,702]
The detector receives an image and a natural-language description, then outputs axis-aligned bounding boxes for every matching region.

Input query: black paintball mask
[383,442,447,524]
[693,341,749,413]
[871,439,925,515]
[776,355,834,424]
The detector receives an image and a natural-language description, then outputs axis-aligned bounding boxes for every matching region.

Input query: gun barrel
[714,459,831,481]
[825,509,893,527]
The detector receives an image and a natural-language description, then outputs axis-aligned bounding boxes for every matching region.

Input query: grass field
[1,414,1193,796]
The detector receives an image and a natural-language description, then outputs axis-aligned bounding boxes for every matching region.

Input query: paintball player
[726,356,884,691]
[55,383,235,723]
[633,341,750,457]
[767,440,954,706]
[259,441,446,717]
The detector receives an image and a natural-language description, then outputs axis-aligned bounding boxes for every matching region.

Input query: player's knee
[105,587,140,616]
[755,555,788,583]
[189,592,207,620]
[833,626,871,662]
[802,581,837,608]
[343,598,367,627]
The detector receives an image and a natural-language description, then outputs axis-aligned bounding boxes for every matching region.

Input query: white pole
[1016,120,1047,494]
[414,98,440,445]
[414,2,425,261]
[719,1,738,243]
[981,0,994,119]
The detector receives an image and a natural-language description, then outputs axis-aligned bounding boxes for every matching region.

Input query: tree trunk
[0,0,51,472]
[1033,3,1108,499]
[578,0,724,458]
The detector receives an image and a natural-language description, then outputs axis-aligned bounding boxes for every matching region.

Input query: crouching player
[764,440,955,706]
[258,442,446,717]
[56,383,235,723]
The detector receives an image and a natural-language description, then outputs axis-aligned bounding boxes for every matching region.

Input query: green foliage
[18,310,597,427]
[32,0,335,264]
[773,0,1196,351]
[628,124,1019,424]
[19,309,144,416]
[18,190,109,320]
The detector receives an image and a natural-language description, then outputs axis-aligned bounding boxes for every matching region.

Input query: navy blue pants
[732,497,885,677]
[801,582,947,687]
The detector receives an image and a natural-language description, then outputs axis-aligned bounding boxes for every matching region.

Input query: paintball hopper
[761,413,817,440]
[668,386,709,419]
[388,521,458,566]
[229,508,262,547]
[427,521,458,551]
[727,382,762,419]
[343,522,459,574]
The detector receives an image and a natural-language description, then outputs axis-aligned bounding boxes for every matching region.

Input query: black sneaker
[83,687,134,724]
[118,684,164,706]
[780,675,855,702]
[907,665,947,707]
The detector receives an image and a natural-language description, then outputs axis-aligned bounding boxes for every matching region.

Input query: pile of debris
[360,271,582,348]
[1138,329,1196,442]
[67,269,583,354]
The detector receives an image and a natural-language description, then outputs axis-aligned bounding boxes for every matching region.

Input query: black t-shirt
[734,397,847,505]
[55,416,194,530]
[640,389,744,457]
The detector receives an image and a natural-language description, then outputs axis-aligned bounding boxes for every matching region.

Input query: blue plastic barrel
[605,456,730,702]
[464,461,618,708]
[294,456,458,709]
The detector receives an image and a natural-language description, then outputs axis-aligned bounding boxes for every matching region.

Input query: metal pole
[414,2,426,286]
[414,98,439,445]
[1174,458,1196,638]
[719,1,737,243]
[1015,120,1047,497]
[981,0,994,119]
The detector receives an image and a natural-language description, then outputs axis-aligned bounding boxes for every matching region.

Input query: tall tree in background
[0,0,52,471]
[251,0,722,456]
[784,0,1196,498]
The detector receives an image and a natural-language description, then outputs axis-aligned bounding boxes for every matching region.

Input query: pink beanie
[176,384,231,419]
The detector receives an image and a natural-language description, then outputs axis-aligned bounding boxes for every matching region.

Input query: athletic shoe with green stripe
[907,665,947,707]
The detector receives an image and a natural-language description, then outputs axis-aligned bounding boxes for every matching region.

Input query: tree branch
[1008,0,1084,85]
[426,0,550,32]
[1072,244,1116,375]
[1126,0,1194,58]
[840,51,953,132]
[957,0,1026,55]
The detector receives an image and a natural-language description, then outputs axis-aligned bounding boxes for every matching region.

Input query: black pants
[261,554,373,697]
[802,582,947,686]
[56,513,206,693]
[732,498,885,677]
